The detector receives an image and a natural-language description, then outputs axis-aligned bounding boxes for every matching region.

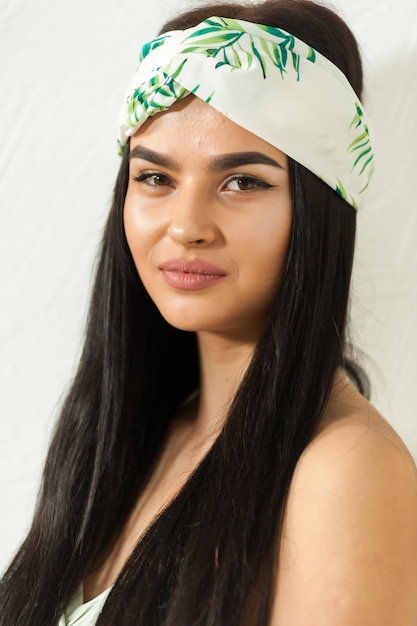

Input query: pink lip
[159,259,227,291]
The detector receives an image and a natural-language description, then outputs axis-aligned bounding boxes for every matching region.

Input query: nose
[167,185,218,247]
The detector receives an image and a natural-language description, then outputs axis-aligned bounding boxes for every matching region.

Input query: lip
[159,258,227,291]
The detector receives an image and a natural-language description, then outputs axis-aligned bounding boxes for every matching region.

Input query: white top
[58,586,111,626]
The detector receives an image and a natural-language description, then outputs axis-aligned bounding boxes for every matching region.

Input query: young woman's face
[124,96,292,342]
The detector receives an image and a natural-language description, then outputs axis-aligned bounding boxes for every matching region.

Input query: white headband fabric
[117,16,375,209]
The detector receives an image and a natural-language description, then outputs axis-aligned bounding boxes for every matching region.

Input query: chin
[160,313,219,333]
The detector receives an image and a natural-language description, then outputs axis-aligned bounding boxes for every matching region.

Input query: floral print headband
[117,16,375,209]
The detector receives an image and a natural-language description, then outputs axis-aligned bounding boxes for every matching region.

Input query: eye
[133,172,173,187]
[224,176,274,192]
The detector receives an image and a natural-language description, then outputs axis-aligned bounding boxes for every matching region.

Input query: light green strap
[58,586,111,625]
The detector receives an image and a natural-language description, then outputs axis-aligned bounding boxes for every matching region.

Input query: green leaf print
[348,104,373,176]
[180,18,309,80]
[251,40,267,78]
[335,178,348,201]
[260,38,285,76]
[291,51,300,80]
[170,58,188,80]
[349,103,364,129]
[184,32,243,47]
[231,44,242,68]
[186,26,224,37]
[256,23,296,42]
[358,155,374,176]
[347,130,370,152]
[353,145,372,168]
[336,177,359,209]
[237,41,253,69]
[140,35,169,62]
[205,17,227,27]
[307,46,316,62]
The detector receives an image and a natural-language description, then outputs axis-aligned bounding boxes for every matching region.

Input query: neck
[193,331,257,435]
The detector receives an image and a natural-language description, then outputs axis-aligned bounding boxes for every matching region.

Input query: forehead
[130,95,288,164]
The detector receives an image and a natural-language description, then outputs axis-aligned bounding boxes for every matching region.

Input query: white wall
[1,0,416,571]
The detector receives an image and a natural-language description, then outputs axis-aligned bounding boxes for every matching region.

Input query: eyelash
[132,172,275,192]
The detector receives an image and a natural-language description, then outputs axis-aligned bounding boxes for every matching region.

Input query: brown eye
[236,177,256,191]
[149,174,171,186]
[225,176,273,192]
[133,172,173,186]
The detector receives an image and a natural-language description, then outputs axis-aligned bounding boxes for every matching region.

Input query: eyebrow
[210,151,285,171]
[129,145,285,171]
[129,146,179,170]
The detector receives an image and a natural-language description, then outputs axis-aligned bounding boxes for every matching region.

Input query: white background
[1,0,416,571]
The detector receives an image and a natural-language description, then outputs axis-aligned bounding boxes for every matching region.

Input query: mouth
[159,259,227,291]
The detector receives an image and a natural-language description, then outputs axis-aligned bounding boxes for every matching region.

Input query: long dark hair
[0,1,367,624]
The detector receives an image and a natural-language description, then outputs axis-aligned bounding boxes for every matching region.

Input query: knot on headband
[117,16,375,209]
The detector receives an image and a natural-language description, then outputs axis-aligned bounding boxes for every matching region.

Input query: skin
[124,97,292,343]
[84,97,417,624]
[271,376,417,625]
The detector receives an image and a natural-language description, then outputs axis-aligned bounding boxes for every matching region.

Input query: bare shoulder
[301,371,417,484]
[271,373,417,626]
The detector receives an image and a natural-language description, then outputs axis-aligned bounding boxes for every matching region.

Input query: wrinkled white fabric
[117,16,375,209]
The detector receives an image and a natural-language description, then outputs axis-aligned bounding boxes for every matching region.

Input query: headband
[117,16,375,209]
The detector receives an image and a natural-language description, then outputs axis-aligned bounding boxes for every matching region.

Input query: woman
[1,0,417,624]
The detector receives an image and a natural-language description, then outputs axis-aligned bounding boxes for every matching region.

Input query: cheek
[248,221,291,315]
[123,199,140,258]
[123,193,160,269]
[239,208,292,284]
